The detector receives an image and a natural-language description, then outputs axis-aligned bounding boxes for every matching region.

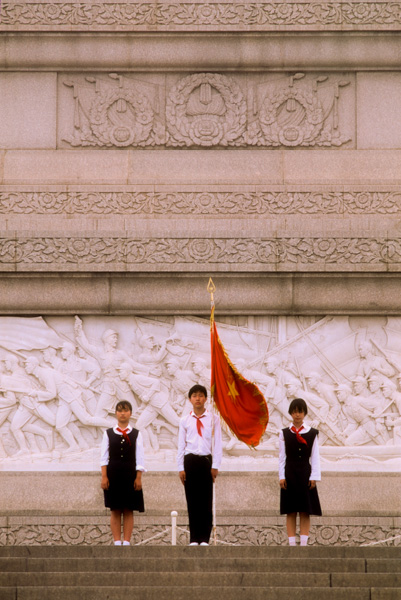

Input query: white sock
[114,540,122,546]
[288,536,296,546]
[123,541,130,546]
[300,535,309,546]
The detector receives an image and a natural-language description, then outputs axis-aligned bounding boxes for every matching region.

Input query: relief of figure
[165,356,197,417]
[60,341,101,417]
[74,317,142,417]
[305,372,340,422]
[0,360,21,457]
[380,380,401,444]
[3,355,53,457]
[191,357,211,390]
[118,362,181,453]
[263,356,293,428]
[351,376,370,400]
[136,332,184,377]
[357,341,395,380]
[336,382,387,446]
[42,347,64,370]
[25,355,109,453]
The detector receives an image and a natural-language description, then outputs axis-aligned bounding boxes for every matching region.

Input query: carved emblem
[62,74,165,147]
[166,73,247,147]
[248,73,351,147]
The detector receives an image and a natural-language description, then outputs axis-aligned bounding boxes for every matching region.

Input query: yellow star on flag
[227,379,240,404]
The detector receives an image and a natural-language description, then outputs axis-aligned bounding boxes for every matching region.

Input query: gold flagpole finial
[207,277,216,306]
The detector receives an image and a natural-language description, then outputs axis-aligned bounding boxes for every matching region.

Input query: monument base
[1,472,400,546]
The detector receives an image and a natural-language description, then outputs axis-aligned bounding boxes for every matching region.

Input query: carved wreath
[89,87,154,147]
[259,87,324,147]
[166,73,247,147]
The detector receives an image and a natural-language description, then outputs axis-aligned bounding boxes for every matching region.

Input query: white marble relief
[60,73,165,148]
[0,315,401,471]
[59,72,352,149]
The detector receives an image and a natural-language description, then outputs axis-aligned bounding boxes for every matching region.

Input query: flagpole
[207,277,217,546]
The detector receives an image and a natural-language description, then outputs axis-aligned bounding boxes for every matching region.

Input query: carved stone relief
[248,74,351,147]
[60,74,165,148]
[1,190,401,215]
[0,315,401,471]
[166,73,247,147]
[59,72,353,149]
[2,2,401,30]
[2,521,400,546]
[0,237,400,270]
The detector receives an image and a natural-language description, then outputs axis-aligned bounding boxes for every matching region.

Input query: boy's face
[116,405,132,426]
[189,391,207,413]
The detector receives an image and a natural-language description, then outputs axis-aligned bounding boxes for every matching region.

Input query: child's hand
[101,476,109,490]
[309,480,316,489]
[279,479,287,489]
[134,477,142,491]
[211,468,218,483]
[179,470,186,485]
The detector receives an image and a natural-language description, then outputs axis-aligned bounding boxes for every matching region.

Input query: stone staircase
[1,545,401,600]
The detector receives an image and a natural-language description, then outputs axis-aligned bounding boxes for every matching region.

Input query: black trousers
[184,453,213,544]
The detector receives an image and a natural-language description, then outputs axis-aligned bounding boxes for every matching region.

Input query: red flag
[210,306,269,447]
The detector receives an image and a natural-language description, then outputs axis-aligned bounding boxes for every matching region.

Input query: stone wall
[1,0,401,545]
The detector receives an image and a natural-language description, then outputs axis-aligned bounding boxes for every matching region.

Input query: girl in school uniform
[279,397,322,546]
[100,400,145,545]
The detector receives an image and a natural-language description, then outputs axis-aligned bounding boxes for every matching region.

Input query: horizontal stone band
[0,236,400,270]
[2,2,401,30]
[0,190,400,215]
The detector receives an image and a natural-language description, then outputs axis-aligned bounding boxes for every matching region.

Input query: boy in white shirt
[177,384,222,546]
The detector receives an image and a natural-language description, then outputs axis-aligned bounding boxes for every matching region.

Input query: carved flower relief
[342,2,374,23]
[166,73,247,147]
[186,239,216,261]
[192,193,219,212]
[312,238,338,258]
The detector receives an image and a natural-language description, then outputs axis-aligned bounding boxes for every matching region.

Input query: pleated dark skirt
[104,462,145,512]
[280,460,322,516]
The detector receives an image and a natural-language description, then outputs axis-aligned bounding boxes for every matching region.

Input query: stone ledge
[2,33,401,71]
[0,272,401,314]
[2,150,401,186]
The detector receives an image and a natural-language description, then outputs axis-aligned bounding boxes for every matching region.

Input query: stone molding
[3,33,401,71]
[1,517,400,546]
[0,235,401,271]
[1,189,401,215]
[2,1,401,31]
[1,272,401,315]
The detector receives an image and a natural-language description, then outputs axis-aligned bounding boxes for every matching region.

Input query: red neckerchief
[116,427,131,446]
[192,412,206,437]
[291,425,308,446]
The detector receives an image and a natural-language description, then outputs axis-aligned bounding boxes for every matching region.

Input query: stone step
[0,571,331,587]
[1,545,401,558]
[2,571,401,588]
[0,556,368,573]
[0,586,380,600]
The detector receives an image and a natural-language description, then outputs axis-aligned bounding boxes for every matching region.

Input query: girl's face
[290,407,305,428]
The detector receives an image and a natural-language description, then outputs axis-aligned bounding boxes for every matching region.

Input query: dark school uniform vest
[283,426,319,467]
[107,427,139,469]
